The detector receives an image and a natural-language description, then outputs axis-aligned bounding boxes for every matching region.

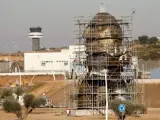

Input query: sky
[0,0,159,53]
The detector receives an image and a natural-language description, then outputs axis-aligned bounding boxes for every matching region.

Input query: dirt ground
[31,80,73,106]
[143,84,160,108]
[0,108,160,120]
[0,75,65,87]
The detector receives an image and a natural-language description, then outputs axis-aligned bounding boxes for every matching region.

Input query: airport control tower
[29,27,43,51]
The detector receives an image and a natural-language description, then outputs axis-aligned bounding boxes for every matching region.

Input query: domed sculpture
[76,7,135,109]
[83,12,122,55]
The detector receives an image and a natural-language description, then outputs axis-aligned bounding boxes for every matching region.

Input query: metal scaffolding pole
[104,69,108,120]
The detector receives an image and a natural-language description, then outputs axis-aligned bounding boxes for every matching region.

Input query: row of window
[56,61,68,63]
[41,62,68,66]
[41,60,69,67]
[41,61,69,63]
[41,61,53,63]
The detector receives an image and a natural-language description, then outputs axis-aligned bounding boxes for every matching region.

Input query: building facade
[24,45,86,74]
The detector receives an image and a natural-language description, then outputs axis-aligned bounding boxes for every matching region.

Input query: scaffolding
[71,11,144,111]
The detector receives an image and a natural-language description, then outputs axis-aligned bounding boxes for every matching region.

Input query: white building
[24,45,86,74]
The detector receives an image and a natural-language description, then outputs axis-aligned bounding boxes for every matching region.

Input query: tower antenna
[100,2,105,13]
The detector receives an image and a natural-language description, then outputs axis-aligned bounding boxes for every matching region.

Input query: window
[64,62,68,66]
[41,62,45,66]
[41,61,53,63]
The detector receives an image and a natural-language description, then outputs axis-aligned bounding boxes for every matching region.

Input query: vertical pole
[18,64,22,86]
[105,69,108,120]
[53,71,55,80]
[9,53,11,73]
[20,73,22,86]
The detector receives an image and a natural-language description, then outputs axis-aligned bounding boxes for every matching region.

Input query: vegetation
[0,87,46,120]
[138,35,159,45]
[14,87,24,100]
[0,88,13,99]
[136,35,160,60]
[110,100,147,120]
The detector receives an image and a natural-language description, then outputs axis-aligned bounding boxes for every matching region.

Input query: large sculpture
[76,11,135,109]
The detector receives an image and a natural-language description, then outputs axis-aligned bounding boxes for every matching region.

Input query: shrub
[23,94,46,109]
[3,99,22,118]
[110,100,147,120]
[23,94,34,109]
[134,104,147,114]
[32,97,46,108]
[14,87,24,100]
[0,88,13,99]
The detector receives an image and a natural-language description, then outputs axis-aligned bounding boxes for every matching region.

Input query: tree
[138,35,149,45]
[22,94,46,120]
[138,35,159,45]
[148,37,159,44]
[110,100,147,120]
[14,87,24,100]
[1,88,46,120]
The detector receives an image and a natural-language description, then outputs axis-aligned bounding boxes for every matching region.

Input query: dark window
[64,62,68,66]
[30,27,42,32]
[41,62,45,66]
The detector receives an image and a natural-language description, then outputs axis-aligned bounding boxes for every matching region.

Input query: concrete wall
[136,79,160,83]
[136,79,160,108]
[0,62,10,73]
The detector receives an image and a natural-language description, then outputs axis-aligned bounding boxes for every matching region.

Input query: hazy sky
[0,0,159,53]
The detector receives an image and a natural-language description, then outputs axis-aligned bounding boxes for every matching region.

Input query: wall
[24,51,70,72]
[0,62,10,73]
[24,45,86,74]
[0,54,24,61]
[137,79,160,108]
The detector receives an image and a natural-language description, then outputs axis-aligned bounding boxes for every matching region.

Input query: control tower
[29,27,43,51]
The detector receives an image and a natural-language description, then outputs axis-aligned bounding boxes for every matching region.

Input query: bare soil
[0,75,64,87]
[0,108,160,120]
[31,80,73,106]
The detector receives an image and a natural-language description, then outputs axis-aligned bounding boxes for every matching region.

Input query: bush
[134,104,147,114]
[23,94,46,109]
[23,94,35,109]
[0,88,13,99]
[110,100,147,120]
[32,98,46,108]
[3,99,21,118]
[14,87,24,97]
